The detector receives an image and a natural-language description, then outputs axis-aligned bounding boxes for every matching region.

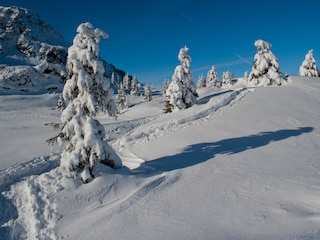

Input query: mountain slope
[1,77,320,239]
[0,6,128,94]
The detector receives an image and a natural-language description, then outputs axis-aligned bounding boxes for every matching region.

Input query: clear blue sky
[2,0,320,87]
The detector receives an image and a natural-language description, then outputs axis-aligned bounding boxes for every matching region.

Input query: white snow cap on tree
[165,45,198,111]
[197,74,206,88]
[299,49,319,77]
[178,45,192,68]
[57,22,122,183]
[248,39,286,86]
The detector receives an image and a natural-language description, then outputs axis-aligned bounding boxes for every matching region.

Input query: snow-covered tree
[206,65,220,87]
[130,74,139,95]
[144,84,152,101]
[116,82,129,111]
[221,71,234,86]
[248,39,285,86]
[111,72,115,85]
[49,22,122,183]
[197,74,206,88]
[165,45,198,111]
[298,49,319,77]
[162,79,170,97]
[56,93,66,111]
[122,73,130,93]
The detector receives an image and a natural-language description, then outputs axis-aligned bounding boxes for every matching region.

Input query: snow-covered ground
[1,76,320,239]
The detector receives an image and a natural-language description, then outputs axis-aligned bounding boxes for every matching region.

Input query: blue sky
[2,0,320,87]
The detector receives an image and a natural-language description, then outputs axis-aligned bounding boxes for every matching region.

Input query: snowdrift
[1,76,320,239]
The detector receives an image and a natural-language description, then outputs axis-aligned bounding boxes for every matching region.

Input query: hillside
[0,76,320,239]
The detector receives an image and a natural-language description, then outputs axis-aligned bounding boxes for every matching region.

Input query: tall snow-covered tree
[248,39,285,86]
[298,49,319,77]
[197,74,206,88]
[165,45,198,111]
[50,22,122,183]
[206,65,220,88]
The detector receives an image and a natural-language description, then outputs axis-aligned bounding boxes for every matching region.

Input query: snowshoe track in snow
[0,155,61,240]
[116,88,253,149]
[1,87,253,239]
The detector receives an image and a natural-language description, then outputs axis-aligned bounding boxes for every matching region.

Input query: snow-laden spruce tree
[122,73,130,93]
[197,74,206,88]
[298,49,319,77]
[116,82,129,111]
[162,79,170,97]
[221,71,234,86]
[165,45,198,111]
[248,39,285,86]
[130,75,139,95]
[206,65,220,87]
[144,84,152,101]
[52,22,122,183]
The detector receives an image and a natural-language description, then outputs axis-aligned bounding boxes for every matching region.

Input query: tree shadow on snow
[132,127,313,175]
[196,90,233,105]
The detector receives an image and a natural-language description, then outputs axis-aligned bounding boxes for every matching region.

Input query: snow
[1,76,320,239]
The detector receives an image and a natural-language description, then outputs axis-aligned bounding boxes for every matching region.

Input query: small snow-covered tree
[165,45,198,111]
[298,49,319,77]
[50,22,122,183]
[206,65,220,87]
[56,93,66,111]
[122,73,130,93]
[144,84,152,101]
[248,39,285,86]
[162,79,170,97]
[130,74,139,95]
[221,71,234,86]
[197,74,206,88]
[116,82,129,111]
[111,72,115,85]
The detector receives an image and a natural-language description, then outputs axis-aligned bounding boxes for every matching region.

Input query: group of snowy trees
[50,24,319,184]
[196,66,220,89]
[115,73,154,112]
[197,66,235,89]
[195,40,320,90]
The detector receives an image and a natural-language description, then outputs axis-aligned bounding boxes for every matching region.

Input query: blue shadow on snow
[132,127,313,174]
